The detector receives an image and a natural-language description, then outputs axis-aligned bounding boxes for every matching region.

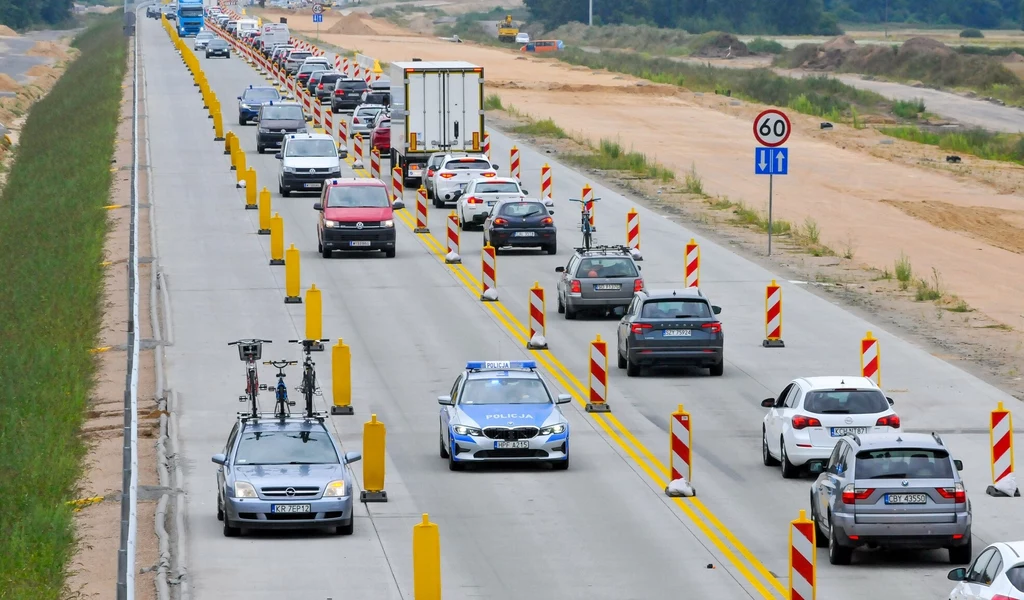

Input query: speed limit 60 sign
[753,109,791,147]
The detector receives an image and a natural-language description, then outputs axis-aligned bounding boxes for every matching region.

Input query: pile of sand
[0,73,20,92]
[25,64,54,77]
[1002,52,1024,63]
[327,13,375,35]
[822,35,857,52]
[898,36,955,58]
[0,24,18,37]
[692,33,750,58]
[26,41,68,59]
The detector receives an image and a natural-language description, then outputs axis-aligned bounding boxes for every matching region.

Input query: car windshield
[338,80,367,90]
[180,7,203,16]
[326,185,390,208]
[286,140,337,157]
[300,63,329,73]
[196,32,214,40]
[444,159,491,171]
[243,88,280,102]
[261,105,304,120]
[641,298,710,319]
[500,202,546,217]
[460,378,551,405]
[208,40,228,48]
[476,182,519,193]
[577,257,638,278]
[854,448,954,479]
[234,429,340,465]
[804,389,888,414]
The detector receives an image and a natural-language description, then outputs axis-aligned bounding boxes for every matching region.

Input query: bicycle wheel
[247,368,258,404]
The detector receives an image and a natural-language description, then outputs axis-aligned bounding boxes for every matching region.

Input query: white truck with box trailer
[389,61,487,186]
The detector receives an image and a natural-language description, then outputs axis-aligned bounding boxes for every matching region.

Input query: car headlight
[283,166,298,173]
[539,424,566,435]
[258,127,270,133]
[323,480,347,497]
[381,219,394,228]
[324,219,338,227]
[453,425,482,436]
[233,481,257,498]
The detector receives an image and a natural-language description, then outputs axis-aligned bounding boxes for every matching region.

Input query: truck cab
[175,0,205,36]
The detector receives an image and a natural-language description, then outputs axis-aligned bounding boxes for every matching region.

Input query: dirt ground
[262,7,1024,398]
[63,44,160,600]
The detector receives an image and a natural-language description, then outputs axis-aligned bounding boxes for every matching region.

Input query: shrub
[747,37,785,55]
[960,28,984,38]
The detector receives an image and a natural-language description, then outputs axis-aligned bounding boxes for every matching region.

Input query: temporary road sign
[754,147,788,175]
[753,109,791,147]
[313,12,322,22]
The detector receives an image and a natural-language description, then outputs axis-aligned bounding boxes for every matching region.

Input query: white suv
[431,154,498,204]
[276,132,344,196]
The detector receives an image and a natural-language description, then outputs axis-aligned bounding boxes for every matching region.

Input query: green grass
[730,201,792,234]
[0,12,126,598]
[683,163,704,195]
[879,125,1024,164]
[891,98,925,119]
[563,138,675,182]
[894,252,913,290]
[484,93,505,110]
[510,118,568,138]
[746,37,785,54]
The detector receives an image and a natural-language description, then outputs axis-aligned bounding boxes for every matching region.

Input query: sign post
[752,109,791,257]
[312,2,323,40]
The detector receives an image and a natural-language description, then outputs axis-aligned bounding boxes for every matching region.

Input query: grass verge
[0,12,126,598]
[879,125,1024,164]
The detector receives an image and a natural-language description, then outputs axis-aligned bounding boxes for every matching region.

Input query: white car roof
[284,132,334,142]
[471,176,517,184]
[797,376,881,391]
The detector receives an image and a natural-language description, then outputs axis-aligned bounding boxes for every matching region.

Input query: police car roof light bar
[466,360,537,371]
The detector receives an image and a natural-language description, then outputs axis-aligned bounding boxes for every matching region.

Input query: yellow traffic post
[284,244,300,302]
[270,216,285,266]
[224,130,235,155]
[412,514,441,600]
[330,339,354,415]
[258,187,272,232]
[304,284,324,348]
[207,93,217,119]
[213,109,224,141]
[361,414,388,502]
[235,150,247,182]
[244,168,257,209]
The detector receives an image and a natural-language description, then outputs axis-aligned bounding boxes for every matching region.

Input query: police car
[438,361,572,470]
[236,85,281,126]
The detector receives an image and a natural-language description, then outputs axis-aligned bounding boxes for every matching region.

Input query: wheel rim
[762,430,768,461]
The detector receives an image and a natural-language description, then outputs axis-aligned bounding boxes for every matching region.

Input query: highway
[142,15,1024,599]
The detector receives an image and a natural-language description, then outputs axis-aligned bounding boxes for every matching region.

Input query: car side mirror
[521,189,529,195]
[305,115,313,122]
[886,396,894,405]
[954,459,963,471]
[556,394,572,404]
[492,163,500,169]
[761,398,775,408]
[549,210,555,215]
[555,266,565,273]
[211,453,227,465]
[712,305,722,314]
[808,462,824,474]
[313,202,323,211]
[274,152,283,159]
[236,95,241,100]
[437,395,453,405]
[392,200,405,210]
[612,306,626,317]
[344,451,362,464]
[947,567,967,581]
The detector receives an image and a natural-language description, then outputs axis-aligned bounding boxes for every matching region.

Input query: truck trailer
[389,61,485,186]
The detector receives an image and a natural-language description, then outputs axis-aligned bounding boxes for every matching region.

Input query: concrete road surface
[0,29,78,84]
[142,16,1024,600]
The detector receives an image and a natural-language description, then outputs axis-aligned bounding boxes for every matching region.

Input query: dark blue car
[237,85,281,126]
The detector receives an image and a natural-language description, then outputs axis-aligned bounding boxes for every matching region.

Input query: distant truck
[258,22,289,53]
[175,0,204,36]
[496,14,518,43]
[389,61,486,186]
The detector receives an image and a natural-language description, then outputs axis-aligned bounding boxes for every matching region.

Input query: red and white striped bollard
[670,404,691,483]
[582,184,595,230]
[370,147,381,180]
[626,208,640,252]
[527,283,547,349]
[860,331,880,386]
[988,401,1019,497]
[586,334,610,413]
[353,133,364,168]
[685,239,700,288]
[414,186,429,233]
[482,133,491,158]
[391,165,404,203]
[445,211,461,264]
[510,145,521,181]
[480,244,497,301]
[789,510,816,600]
[540,163,552,200]
[764,280,784,348]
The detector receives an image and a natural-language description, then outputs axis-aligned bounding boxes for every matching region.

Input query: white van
[237,18,259,36]
[259,22,289,53]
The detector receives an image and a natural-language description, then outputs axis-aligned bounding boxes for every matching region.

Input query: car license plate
[514,231,536,237]
[303,183,321,188]
[663,329,691,337]
[271,504,311,513]
[885,493,927,504]
[831,427,869,436]
[458,183,467,190]
[494,441,530,449]
[486,200,496,206]
[595,284,621,290]
[349,241,371,247]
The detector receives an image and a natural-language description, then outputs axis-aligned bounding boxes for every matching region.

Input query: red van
[313,178,405,258]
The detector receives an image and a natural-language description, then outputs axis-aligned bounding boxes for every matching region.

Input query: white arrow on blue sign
[755,147,788,175]
[313,12,323,22]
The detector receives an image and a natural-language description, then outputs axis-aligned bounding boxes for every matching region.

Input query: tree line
[0,0,74,30]
[524,0,1024,34]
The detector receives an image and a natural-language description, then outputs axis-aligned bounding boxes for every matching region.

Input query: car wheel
[625,350,640,377]
[557,295,565,314]
[439,430,450,458]
[948,537,973,564]
[810,489,828,548]
[238,116,246,126]
[551,456,569,470]
[828,519,852,565]
[432,196,442,208]
[564,301,577,320]
[281,187,291,197]
[317,238,323,253]
[545,243,557,255]
[384,248,396,258]
[222,519,241,537]
[321,243,331,259]
[447,434,464,471]
[780,437,799,479]
[709,361,724,377]
[216,495,224,521]
[334,520,354,535]
[762,427,779,466]
[617,348,626,369]
[256,145,264,154]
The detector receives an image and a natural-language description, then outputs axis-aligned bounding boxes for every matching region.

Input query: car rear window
[289,52,311,60]
[641,298,711,319]
[234,429,340,465]
[444,159,491,171]
[854,448,954,479]
[804,390,888,414]
[320,74,342,84]
[1007,565,1024,593]
[576,257,638,278]
[476,182,519,193]
[338,80,367,90]
[500,202,547,217]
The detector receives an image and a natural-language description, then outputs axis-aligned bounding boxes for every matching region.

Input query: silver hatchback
[810,432,972,565]
[555,246,642,319]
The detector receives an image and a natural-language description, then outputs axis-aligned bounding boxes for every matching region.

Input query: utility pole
[588,0,592,26]
[884,0,889,38]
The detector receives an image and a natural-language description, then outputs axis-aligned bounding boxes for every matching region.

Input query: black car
[206,39,231,59]
[482,199,557,255]
[615,288,724,377]
[305,69,331,95]
[255,102,310,153]
[331,78,368,113]
[314,72,344,103]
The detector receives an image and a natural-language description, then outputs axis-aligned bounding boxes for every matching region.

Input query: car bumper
[331,98,361,110]
[627,345,723,367]
[565,294,633,309]
[450,432,569,463]
[436,182,470,202]
[224,495,353,529]
[281,172,341,191]
[207,50,230,57]
[488,229,556,247]
[832,514,971,549]
[238,107,259,120]
[322,226,397,251]
[257,131,300,147]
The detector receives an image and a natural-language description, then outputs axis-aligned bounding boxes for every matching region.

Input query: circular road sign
[753,109,791,147]
[312,3,324,14]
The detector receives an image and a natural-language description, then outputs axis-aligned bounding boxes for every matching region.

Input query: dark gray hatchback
[615,288,724,377]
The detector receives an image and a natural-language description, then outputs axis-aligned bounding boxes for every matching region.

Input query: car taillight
[841,484,875,504]
[791,415,822,430]
[427,169,435,177]
[335,90,343,95]
[353,116,360,123]
[633,278,643,292]
[540,217,553,226]
[702,321,722,334]
[570,280,581,294]
[875,414,900,428]
[318,83,324,89]
[440,173,456,179]
[466,196,482,204]
[482,172,496,177]
[631,323,653,334]
[990,595,1016,600]
[493,217,508,226]
[936,482,966,503]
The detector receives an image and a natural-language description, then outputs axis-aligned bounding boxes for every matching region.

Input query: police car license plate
[349,241,371,247]
[494,441,529,449]
[304,183,321,188]
[830,427,868,436]
[885,494,927,504]
[514,231,535,237]
[663,329,691,337]
[271,504,311,513]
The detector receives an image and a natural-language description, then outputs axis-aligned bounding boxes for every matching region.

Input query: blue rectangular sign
[755,147,788,175]
[313,12,323,22]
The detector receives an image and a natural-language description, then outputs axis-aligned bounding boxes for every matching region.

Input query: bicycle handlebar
[262,360,298,366]
[568,197,602,203]
[228,339,272,345]
[287,339,330,343]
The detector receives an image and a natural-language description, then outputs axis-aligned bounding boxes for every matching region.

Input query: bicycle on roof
[569,196,601,251]
[289,338,329,417]
[261,359,299,418]
[228,338,272,415]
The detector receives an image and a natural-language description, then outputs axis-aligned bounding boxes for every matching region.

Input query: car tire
[709,361,724,376]
[551,456,569,470]
[780,437,799,479]
[384,248,396,258]
[256,145,264,154]
[810,489,829,548]
[617,349,626,369]
[545,243,557,255]
[238,116,246,126]
[625,351,640,377]
[949,538,973,564]
[321,244,331,259]
[762,427,779,466]
[334,520,354,536]
[318,238,323,253]
[432,196,442,208]
[222,519,241,537]
[564,302,577,320]
[281,187,291,197]
[447,434,464,471]
[216,495,224,521]
[439,431,449,458]
[557,296,565,314]
[828,520,852,565]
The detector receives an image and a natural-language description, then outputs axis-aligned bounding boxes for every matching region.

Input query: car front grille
[483,426,539,440]
[334,221,384,228]
[260,486,320,498]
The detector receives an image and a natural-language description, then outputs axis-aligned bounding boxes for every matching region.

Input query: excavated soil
[26,40,69,58]
[0,25,17,36]
[0,73,20,91]
[327,13,377,35]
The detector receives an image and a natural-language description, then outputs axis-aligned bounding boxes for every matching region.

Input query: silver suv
[555,245,642,319]
[810,432,971,566]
